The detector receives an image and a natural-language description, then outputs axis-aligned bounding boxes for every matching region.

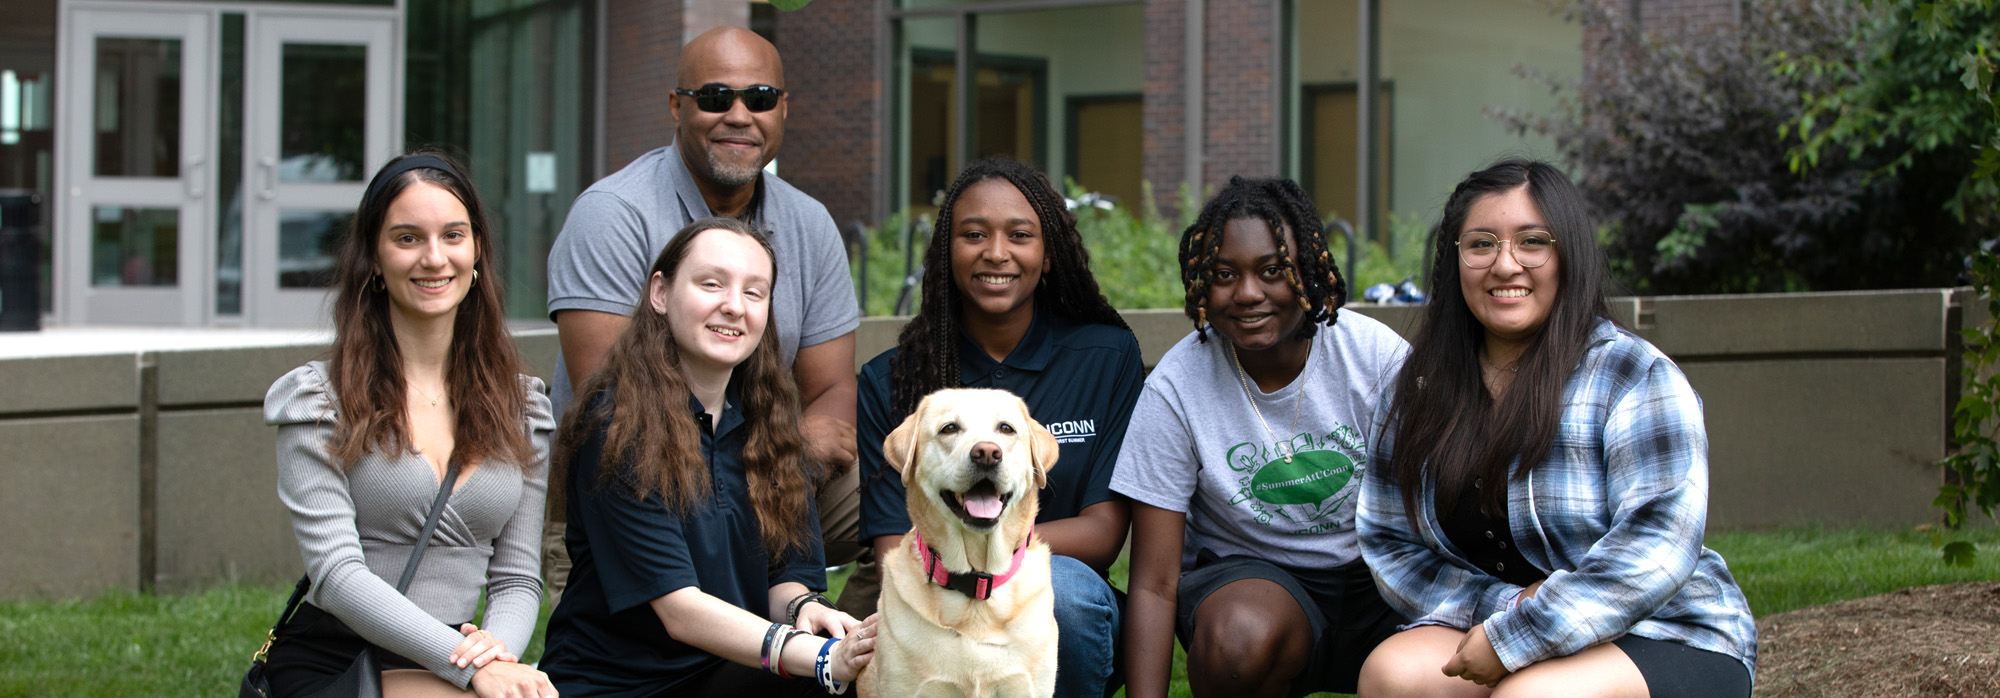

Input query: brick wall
[603,0,680,171]
[774,0,883,229]
[1142,0,1279,216]
[1202,0,1278,193]
[1142,0,1189,214]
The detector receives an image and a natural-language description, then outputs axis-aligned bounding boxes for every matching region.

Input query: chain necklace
[1228,343,1308,464]
[410,382,446,408]
[1480,354,1520,398]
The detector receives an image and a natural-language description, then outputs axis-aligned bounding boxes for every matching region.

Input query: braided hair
[1177,176,1348,342]
[888,158,1130,416]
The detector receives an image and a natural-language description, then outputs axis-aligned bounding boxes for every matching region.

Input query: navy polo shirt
[857,308,1146,544]
[541,385,826,698]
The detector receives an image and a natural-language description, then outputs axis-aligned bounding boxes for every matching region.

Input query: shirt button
[1496,562,1507,571]
[995,368,1007,378]
[1498,541,1508,549]
[1485,530,1495,539]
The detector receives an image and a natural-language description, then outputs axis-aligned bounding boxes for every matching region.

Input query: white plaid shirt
[1359,320,1757,677]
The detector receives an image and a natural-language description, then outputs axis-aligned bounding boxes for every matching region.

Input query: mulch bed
[1755,582,2000,697]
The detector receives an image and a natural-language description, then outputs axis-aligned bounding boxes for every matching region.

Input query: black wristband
[786,592,834,624]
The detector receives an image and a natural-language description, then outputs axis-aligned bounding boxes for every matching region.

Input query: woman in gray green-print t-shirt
[1110,176,1410,698]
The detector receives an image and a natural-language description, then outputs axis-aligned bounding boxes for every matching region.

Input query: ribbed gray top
[265,361,552,688]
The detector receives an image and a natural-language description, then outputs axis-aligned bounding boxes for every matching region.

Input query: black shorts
[1174,552,1405,696]
[1611,634,1752,698]
[262,603,445,698]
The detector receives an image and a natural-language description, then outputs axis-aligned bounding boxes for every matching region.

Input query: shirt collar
[957,305,1055,378]
[682,376,747,439]
[1588,317,1620,348]
[665,142,767,226]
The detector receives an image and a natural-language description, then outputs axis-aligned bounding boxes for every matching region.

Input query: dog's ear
[1023,402,1058,489]
[885,394,931,487]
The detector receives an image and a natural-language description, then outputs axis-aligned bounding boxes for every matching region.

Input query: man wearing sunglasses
[543,25,865,604]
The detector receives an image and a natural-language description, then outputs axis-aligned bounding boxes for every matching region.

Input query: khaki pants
[541,459,866,607]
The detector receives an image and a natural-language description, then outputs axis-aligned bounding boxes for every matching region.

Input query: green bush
[848,182,1435,317]
[848,209,924,317]
[1348,212,1433,295]
[1067,180,1192,312]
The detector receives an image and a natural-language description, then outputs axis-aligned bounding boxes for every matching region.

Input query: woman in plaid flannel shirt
[1356,160,1757,698]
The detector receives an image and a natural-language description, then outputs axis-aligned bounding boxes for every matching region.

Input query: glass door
[243,11,396,326]
[57,6,212,325]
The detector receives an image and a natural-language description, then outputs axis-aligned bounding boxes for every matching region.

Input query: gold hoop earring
[471,269,479,287]
[372,274,386,292]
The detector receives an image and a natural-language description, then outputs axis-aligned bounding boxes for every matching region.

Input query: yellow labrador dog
[857,388,1059,698]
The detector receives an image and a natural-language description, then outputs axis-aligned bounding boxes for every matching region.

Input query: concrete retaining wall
[0,290,1977,599]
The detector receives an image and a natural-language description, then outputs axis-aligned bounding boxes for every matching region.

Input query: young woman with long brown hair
[537,217,877,697]
[262,152,557,698]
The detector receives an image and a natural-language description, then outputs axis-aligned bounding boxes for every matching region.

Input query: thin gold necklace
[1228,343,1307,464]
[410,382,445,408]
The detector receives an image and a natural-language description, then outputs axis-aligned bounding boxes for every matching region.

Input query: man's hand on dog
[831,614,881,682]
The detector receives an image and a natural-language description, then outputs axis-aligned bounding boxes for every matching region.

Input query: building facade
[773,0,1594,245]
[5,0,596,326]
[3,0,1658,326]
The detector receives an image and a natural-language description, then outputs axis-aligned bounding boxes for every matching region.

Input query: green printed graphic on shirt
[1223,423,1368,533]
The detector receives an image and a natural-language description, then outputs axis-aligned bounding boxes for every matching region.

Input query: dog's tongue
[961,492,1004,519]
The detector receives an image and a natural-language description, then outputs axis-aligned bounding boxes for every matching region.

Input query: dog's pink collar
[910,525,1034,601]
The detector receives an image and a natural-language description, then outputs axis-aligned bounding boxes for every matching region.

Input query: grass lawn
[1705,526,2000,617]
[4,526,1997,697]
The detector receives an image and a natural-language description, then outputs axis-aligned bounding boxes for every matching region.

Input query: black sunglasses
[674,84,785,113]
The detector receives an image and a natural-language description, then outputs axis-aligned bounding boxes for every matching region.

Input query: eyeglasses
[673,84,785,113]
[1456,230,1557,269]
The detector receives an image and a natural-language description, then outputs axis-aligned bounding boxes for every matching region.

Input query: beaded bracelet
[815,637,848,694]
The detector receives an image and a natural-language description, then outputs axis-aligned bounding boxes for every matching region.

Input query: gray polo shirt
[545,144,861,416]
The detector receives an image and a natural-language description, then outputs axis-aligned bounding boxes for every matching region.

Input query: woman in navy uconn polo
[855,158,1145,698]
[538,217,878,698]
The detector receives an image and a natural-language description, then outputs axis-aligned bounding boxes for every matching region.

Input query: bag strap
[254,575,314,661]
[395,456,462,594]
[253,456,463,662]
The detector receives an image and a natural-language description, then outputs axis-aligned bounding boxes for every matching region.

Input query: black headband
[361,154,461,211]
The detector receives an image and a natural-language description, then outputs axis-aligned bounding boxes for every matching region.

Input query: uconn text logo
[1047,419,1096,444]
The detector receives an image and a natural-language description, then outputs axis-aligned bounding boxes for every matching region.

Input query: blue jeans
[1050,554,1121,698]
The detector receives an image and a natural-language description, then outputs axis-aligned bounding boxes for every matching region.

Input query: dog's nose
[970,441,1003,468]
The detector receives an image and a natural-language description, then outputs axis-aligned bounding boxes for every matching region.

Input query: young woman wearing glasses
[1356,159,1757,698]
